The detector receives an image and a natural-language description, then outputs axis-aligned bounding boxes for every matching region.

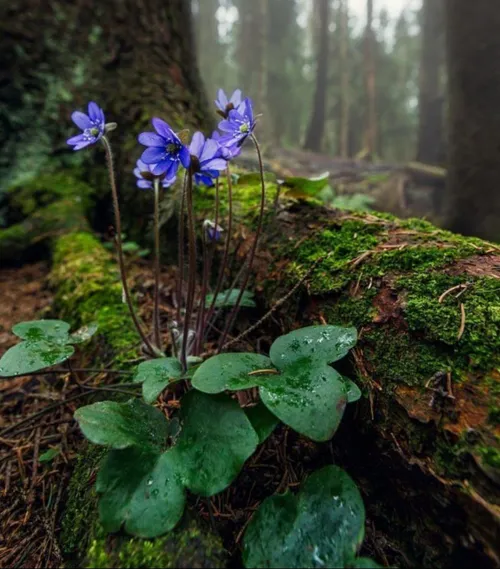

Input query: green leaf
[97,447,185,538]
[69,322,99,344]
[270,325,357,371]
[260,360,347,442]
[237,172,277,185]
[351,558,382,568]
[74,399,169,450]
[243,465,366,568]
[12,319,71,344]
[0,341,74,378]
[205,289,256,309]
[246,403,280,444]
[39,448,60,463]
[282,171,330,198]
[192,353,273,394]
[343,378,362,404]
[174,391,259,496]
[134,358,183,404]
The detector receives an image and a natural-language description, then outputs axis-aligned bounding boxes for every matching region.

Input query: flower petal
[179,146,191,169]
[141,147,167,164]
[162,175,177,188]
[195,173,215,187]
[73,140,93,151]
[202,158,227,172]
[133,167,142,179]
[217,89,228,108]
[230,89,242,107]
[71,111,92,130]
[218,120,236,133]
[67,134,85,146]
[88,102,102,122]
[138,132,165,147]
[200,138,218,162]
[152,118,174,140]
[189,131,205,158]
[137,179,153,190]
[136,159,149,172]
[151,159,172,176]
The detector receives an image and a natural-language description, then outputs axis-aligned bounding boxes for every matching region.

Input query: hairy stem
[101,136,160,358]
[153,178,162,350]
[205,168,234,331]
[218,135,266,351]
[195,230,210,355]
[176,173,188,324]
[181,171,196,370]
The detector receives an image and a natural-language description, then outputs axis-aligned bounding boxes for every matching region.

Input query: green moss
[85,519,227,569]
[478,446,500,469]
[61,444,104,559]
[488,407,500,425]
[398,273,500,373]
[323,287,378,328]
[50,232,139,365]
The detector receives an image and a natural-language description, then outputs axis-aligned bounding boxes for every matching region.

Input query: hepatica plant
[0,90,377,567]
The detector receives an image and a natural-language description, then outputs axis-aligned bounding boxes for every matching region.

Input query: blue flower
[217,98,256,149]
[138,118,191,177]
[204,220,223,242]
[212,130,241,160]
[189,132,228,186]
[67,102,105,151]
[215,89,243,118]
[133,159,176,190]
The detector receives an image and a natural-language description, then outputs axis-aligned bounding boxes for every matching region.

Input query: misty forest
[0,0,499,567]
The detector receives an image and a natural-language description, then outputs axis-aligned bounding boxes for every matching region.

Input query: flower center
[239,123,249,134]
[166,143,180,154]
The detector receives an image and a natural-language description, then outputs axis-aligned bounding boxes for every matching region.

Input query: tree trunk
[363,0,377,159]
[0,0,210,189]
[195,0,222,101]
[339,0,350,158]
[303,0,330,152]
[445,0,500,242]
[417,0,445,165]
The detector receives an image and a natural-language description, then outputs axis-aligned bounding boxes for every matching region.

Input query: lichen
[85,519,227,569]
[50,232,139,365]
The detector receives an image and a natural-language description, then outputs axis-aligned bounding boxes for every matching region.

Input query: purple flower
[67,102,105,151]
[189,132,228,186]
[133,159,176,190]
[138,118,191,177]
[218,98,256,149]
[203,220,223,242]
[215,89,243,118]
[212,130,241,160]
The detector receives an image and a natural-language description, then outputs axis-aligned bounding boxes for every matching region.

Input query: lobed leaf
[133,358,183,403]
[12,319,71,344]
[0,341,74,378]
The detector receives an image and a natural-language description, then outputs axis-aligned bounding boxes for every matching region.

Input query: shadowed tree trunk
[363,0,377,159]
[0,0,210,189]
[303,0,330,152]
[194,0,223,101]
[417,0,445,165]
[445,0,500,241]
[339,0,350,158]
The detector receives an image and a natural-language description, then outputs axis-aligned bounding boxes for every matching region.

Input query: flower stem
[218,135,266,351]
[176,173,188,324]
[101,136,160,358]
[204,167,233,333]
[180,171,196,370]
[194,229,209,355]
[153,177,162,350]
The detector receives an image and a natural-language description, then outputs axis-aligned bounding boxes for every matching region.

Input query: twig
[457,303,466,340]
[438,284,468,304]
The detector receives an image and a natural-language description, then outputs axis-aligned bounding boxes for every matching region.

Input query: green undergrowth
[85,519,227,569]
[50,232,139,366]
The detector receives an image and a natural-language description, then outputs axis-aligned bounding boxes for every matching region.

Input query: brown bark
[363,0,377,159]
[303,0,330,152]
[417,0,445,165]
[445,0,500,242]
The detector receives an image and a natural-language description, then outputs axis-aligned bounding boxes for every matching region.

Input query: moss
[0,171,92,261]
[488,407,500,425]
[50,232,139,365]
[85,519,227,569]
[323,287,379,329]
[478,445,500,469]
[60,444,105,559]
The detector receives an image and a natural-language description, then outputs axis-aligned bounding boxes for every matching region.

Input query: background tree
[445,0,500,241]
[363,0,377,158]
[303,0,331,152]
[0,0,210,193]
[339,0,351,158]
[417,0,445,165]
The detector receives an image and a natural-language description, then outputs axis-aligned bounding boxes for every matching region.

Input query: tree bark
[0,0,210,188]
[417,0,445,165]
[339,0,350,158]
[445,0,500,242]
[363,0,377,159]
[303,0,330,152]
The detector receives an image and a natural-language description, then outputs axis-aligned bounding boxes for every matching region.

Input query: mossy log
[254,203,500,568]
